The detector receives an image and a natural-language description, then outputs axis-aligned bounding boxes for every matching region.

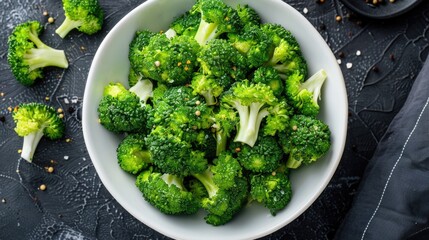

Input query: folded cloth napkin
[334,59,429,240]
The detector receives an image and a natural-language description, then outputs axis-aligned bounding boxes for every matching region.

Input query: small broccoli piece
[140,34,200,86]
[191,74,224,106]
[281,114,331,169]
[151,83,169,104]
[145,126,208,176]
[236,4,261,26]
[261,23,307,77]
[235,135,283,173]
[250,171,292,216]
[252,66,284,97]
[129,30,157,76]
[211,152,243,189]
[263,100,292,136]
[192,0,242,45]
[7,21,69,86]
[169,11,201,37]
[228,24,271,68]
[285,69,327,116]
[186,178,209,203]
[136,168,200,215]
[97,82,152,133]
[221,80,279,147]
[193,165,248,226]
[55,0,104,38]
[211,107,238,156]
[117,134,152,175]
[12,103,65,162]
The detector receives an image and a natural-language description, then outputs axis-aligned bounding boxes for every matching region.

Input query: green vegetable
[13,103,65,162]
[7,21,68,86]
[117,134,152,175]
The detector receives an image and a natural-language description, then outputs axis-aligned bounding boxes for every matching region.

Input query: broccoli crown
[236,4,261,26]
[191,74,224,106]
[145,126,208,176]
[139,34,200,86]
[129,30,157,75]
[228,24,272,68]
[285,69,327,116]
[263,101,292,136]
[211,152,243,189]
[252,66,284,97]
[221,80,278,147]
[169,11,201,37]
[185,178,209,202]
[212,107,238,155]
[235,135,283,173]
[282,114,331,169]
[198,39,248,82]
[13,102,65,162]
[117,134,152,175]
[56,0,104,38]
[193,0,242,45]
[136,168,200,215]
[250,172,292,216]
[193,166,248,226]
[261,23,307,77]
[7,21,69,86]
[97,82,147,133]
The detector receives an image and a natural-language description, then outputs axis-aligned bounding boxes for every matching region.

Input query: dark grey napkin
[335,59,429,240]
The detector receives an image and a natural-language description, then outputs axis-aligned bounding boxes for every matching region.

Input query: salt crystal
[64,156,69,160]
[337,59,342,64]
[346,62,353,69]
[356,50,361,56]
[303,8,308,14]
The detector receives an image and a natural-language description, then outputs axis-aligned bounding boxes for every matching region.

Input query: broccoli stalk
[13,103,65,162]
[211,108,238,155]
[129,79,153,106]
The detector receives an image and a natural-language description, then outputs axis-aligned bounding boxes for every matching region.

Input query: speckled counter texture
[0,0,428,239]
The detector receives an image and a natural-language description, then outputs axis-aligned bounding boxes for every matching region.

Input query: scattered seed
[39,184,47,191]
[154,61,161,67]
[346,62,353,69]
[43,11,48,16]
[0,92,4,97]
[195,110,201,116]
[47,167,54,173]
[356,50,361,56]
[195,100,201,105]
[184,66,189,71]
[335,15,342,22]
[186,60,191,65]
[17,149,22,153]
[177,62,182,67]
[337,59,342,64]
[271,171,276,176]
[65,138,71,143]
[64,156,69,160]
[45,96,50,101]
[389,0,395,2]
[303,8,308,14]
[48,17,55,24]
[1,198,5,203]
[292,125,298,131]
[57,108,63,113]
[7,107,12,112]
[235,147,241,153]
[59,113,64,119]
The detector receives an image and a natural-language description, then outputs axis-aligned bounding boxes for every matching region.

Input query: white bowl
[82,0,348,239]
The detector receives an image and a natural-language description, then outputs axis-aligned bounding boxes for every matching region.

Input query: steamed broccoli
[97,81,152,133]
[136,167,200,215]
[252,66,284,97]
[250,171,292,215]
[169,11,201,37]
[192,0,242,45]
[128,30,157,79]
[117,134,152,175]
[211,107,238,156]
[7,21,69,86]
[12,103,65,162]
[236,4,261,26]
[285,69,327,116]
[280,114,331,169]
[55,0,104,38]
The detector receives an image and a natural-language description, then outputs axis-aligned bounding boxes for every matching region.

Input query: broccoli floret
[228,24,271,68]
[186,178,209,202]
[220,80,279,147]
[252,66,284,97]
[261,23,307,77]
[145,126,208,176]
[263,100,292,136]
[250,171,292,216]
[169,11,201,37]
[235,135,283,173]
[192,0,242,45]
[55,0,104,38]
[117,134,152,175]
[211,107,238,156]
[236,4,261,26]
[191,74,224,106]
[136,168,200,215]
[193,164,248,226]
[12,103,65,162]
[97,81,152,133]
[129,30,157,77]
[211,152,243,189]
[285,69,327,116]
[281,114,331,169]
[140,34,200,86]
[7,21,69,86]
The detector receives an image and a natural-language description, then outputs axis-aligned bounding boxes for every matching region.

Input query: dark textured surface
[0,0,427,239]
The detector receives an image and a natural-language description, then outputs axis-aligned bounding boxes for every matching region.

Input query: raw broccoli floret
[97,81,152,133]
[236,4,261,26]
[140,34,200,86]
[193,163,248,226]
[250,171,292,216]
[169,11,201,37]
[129,30,157,77]
[285,69,327,116]
[7,21,69,86]
[192,0,242,45]
[211,107,238,156]
[280,114,331,169]
[12,103,65,162]
[117,133,152,175]
[220,80,280,147]
[261,23,307,77]
[136,168,200,215]
[252,66,284,97]
[235,135,283,173]
[55,0,104,38]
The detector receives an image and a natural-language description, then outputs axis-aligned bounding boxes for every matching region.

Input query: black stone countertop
[0,0,428,239]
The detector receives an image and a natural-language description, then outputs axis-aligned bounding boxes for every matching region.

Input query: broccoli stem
[286,157,302,169]
[194,19,219,45]
[55,17,83,38]
[215,131,227,156]
[129,79,153,106]
[300,69,327,103]
[23,48,69,70]
[21,129,45,162]
[201,91,216,106]
[234,102,268,147]
[160,174,185,189]
[193,169,219,198]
